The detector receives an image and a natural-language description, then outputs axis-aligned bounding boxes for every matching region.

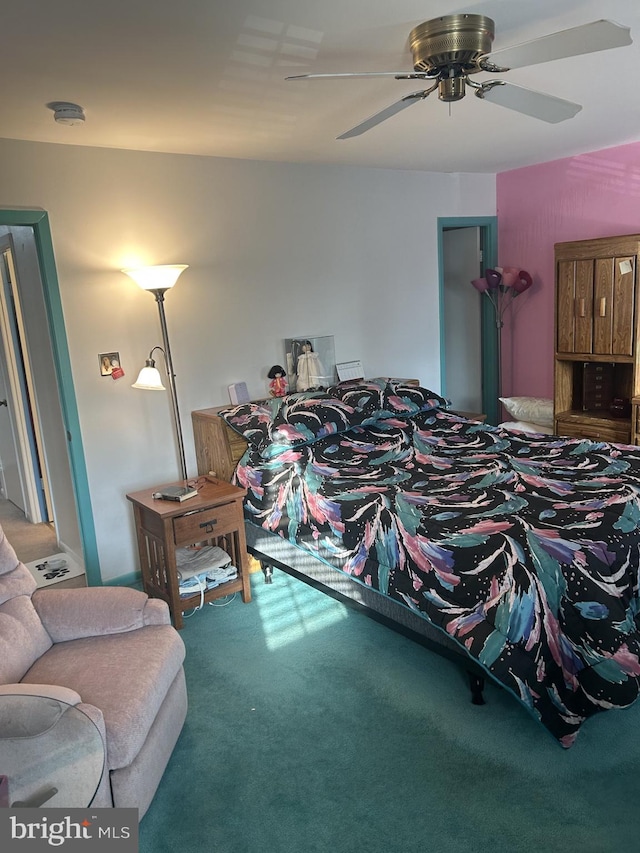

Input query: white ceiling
[3,0,640,173]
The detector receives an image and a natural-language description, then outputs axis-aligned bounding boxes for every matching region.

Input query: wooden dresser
[554,233,640,443]
[192,406,247,480]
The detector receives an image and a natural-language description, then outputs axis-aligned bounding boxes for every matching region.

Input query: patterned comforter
[232,402,640,745]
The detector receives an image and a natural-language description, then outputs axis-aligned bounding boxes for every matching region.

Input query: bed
[211,379,640,747]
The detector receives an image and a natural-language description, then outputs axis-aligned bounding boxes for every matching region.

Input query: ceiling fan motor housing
[410,14,495,76]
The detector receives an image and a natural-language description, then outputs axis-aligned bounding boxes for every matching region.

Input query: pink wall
[497,141,640,399]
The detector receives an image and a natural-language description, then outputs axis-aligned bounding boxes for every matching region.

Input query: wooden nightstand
[126,477,251,629]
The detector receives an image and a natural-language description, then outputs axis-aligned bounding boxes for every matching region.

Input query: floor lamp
[470,267,532,407]
[123,264,189,488]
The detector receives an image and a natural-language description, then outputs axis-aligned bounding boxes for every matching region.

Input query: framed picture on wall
[99,352,120,376]
[285,335,336,393]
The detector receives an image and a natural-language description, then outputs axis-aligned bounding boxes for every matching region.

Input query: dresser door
[557,259,593,354]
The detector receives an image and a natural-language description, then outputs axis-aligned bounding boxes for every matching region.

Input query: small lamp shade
[485,269,503,289]
[513,270,533,293]
[122,264,188,291]
[132,363,166,390]
[500,266,520,287]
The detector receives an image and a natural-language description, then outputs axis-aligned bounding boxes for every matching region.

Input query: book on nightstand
[152,485,198,502]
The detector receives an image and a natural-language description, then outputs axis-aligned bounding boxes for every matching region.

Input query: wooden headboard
[191,407,248,482]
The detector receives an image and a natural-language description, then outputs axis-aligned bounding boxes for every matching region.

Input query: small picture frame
[99,352,121,376]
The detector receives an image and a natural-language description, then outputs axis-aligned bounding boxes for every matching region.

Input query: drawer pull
[599,296,607,317]
[199,520,218,534]
[577,298,586,317]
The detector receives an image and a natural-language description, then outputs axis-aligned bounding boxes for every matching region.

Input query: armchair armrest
[32,586,170,643]
[0,683,82,705]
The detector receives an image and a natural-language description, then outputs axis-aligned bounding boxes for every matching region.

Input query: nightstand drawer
[173,501,240,546]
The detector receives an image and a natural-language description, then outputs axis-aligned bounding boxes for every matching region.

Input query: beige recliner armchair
[0,523,187,817]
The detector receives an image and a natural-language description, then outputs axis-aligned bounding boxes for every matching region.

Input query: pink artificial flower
[471,277,489,293]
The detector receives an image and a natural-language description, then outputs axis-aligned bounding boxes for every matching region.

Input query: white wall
[0,138,495,582]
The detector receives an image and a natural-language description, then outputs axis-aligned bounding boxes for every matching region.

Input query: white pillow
[500,420,553,435]
[499,396,553,428]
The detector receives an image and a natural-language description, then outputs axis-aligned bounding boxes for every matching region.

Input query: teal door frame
[0,208,101,585]
[437,216,499,424]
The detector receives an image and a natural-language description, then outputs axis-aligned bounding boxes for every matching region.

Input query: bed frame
[192,405,488,704]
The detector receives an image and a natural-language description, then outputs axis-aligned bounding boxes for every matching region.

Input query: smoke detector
[47,101,85,126]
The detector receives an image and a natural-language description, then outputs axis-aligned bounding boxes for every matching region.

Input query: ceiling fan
[285,15,632,138]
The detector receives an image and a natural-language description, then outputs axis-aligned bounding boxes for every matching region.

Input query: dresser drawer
[582,362,614,411]
[556,419,630,444]
[173,500,240,546]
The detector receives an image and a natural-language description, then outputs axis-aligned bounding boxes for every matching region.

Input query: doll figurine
[268,365,287,397]
[295,341,324,392]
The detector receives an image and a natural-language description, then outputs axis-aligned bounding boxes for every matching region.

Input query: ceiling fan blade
[337,90,430,139]
[285,71,428,81]
[478,81,582,123]
[483,19,632,71]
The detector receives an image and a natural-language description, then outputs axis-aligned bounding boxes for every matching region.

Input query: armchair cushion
[23,624,186,770]
[32,586,169,643]
[0,564,36,605]
[0,595,53,684]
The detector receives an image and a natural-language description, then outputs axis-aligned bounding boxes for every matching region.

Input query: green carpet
[140,571,640,853]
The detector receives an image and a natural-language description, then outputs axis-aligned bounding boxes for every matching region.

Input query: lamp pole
[151,288,188,483]
[495,313,503,406]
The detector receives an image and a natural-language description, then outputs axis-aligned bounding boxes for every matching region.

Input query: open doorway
[0,209,100,586]
[438,217,498,424]
[0,240,51,522]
